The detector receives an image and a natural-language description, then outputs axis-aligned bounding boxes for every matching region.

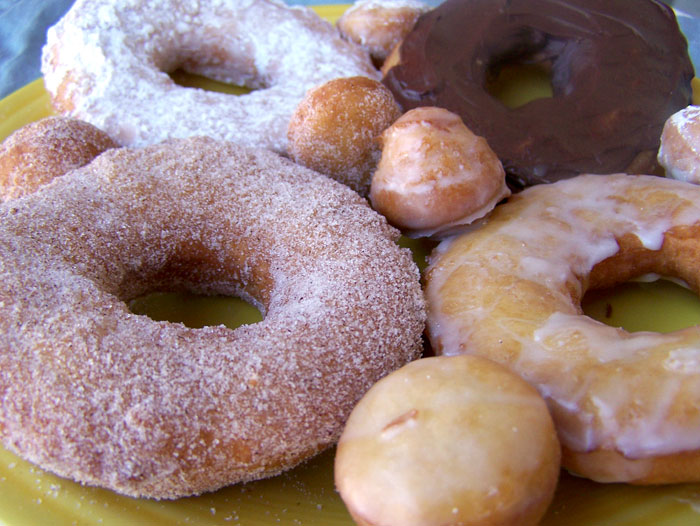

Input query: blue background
[0,0,698,100]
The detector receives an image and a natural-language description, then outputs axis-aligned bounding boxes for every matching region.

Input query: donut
[0,116,117,201]
[382,0,695,189]
[658,105,700,184]
[369,107,510,238]
[337,0,430,66]
[335,355,561,526]
[0,136,426,499]
[424,173,700,484]
[40,0,379,152]
[288,76,401,196]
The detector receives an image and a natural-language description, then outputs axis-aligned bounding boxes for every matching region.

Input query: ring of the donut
[425,174,700,484]
[0,137,425,499]
[41,0,378,151]
[382,0,694,188]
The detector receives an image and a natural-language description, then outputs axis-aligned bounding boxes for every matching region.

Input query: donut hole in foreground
[129,292,263,329]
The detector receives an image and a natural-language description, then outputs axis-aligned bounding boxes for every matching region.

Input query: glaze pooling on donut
[0,137,425,499]
[425,174,700,484]
[41,0,379,151]
[382,0,695,188]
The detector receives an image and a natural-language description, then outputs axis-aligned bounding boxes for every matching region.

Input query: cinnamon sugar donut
[658,105,700,184]
[335,355,561,526]
[0,137,425,499]
[425,173,700,484]
[370,107,510,238]
[0,116,117,201]
[288,76,401,196]
[337,0,429,65]
[41,0,379,151]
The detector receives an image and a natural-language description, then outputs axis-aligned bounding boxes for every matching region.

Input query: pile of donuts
[2,0,700,524]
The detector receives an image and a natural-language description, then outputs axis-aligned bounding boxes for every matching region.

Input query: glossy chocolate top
[383,0,695,189]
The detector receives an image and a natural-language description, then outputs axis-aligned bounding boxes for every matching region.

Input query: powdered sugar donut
[0,137,425,499]
[41,0,379,151]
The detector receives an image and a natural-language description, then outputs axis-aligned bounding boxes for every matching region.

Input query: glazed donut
[370,107,510,238]
[288,76,401,196]
[41,0,379,152]
[382,0,695,189]
[0,116,117,201]
[0,137,425,499]
[335,355,561,526]
[658,105,700,184]
[337,0,429,66]
[425,173,700,484]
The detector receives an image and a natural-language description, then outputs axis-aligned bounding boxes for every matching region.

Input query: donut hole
[483,30,559,108]
[168,69,253,96]
[581,232,700,333]
[119,244,266,330]
[486,62,554,108]
[129,292,263,329]
[582,278,700,333]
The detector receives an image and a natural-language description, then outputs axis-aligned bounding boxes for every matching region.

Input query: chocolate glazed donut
[382,0,695,189]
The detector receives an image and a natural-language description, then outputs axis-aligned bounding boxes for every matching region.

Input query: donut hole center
[168,69,253,96]
[582,277,700,333]
[484,30,559,108]
[581,234,700,333]
[129,292,263,329]
[486,62,554,108]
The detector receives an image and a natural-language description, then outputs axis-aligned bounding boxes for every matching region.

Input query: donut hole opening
[484,30,560,109]
[168,69,253,96]
[129,292,263,329]
[582,277,700,333]
[485,61,554,109]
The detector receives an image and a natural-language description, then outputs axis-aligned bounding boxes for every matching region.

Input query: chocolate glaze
[382,0,695,189]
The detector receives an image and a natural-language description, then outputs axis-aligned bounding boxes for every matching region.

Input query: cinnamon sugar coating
[0,137,425,499]
[0,116,117,201]
[41,0,379,152]
[288,76,401,196]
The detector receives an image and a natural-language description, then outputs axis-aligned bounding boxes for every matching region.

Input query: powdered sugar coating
[0,137,425,499]
[41,0,379,151]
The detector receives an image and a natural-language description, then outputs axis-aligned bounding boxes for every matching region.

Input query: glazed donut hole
[369,106,510,238]
[335,355,561,526]
[658,105,700,184]
[337,0,430,67]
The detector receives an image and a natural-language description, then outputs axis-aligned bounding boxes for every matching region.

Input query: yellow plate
[2,4,700,525]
